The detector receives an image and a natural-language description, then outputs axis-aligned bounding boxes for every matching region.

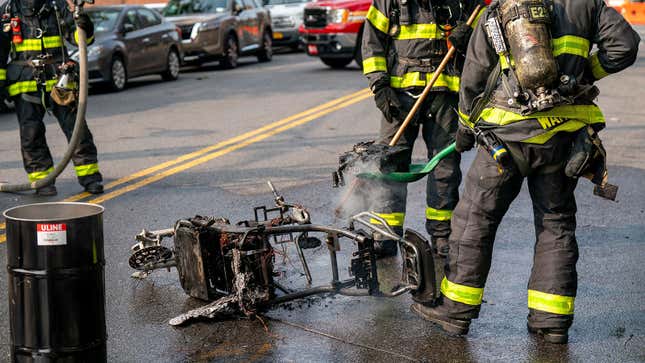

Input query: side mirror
[123,23,135,33]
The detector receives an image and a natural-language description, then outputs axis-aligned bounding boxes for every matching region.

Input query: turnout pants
[371,91,461,240]
[441,133,578,329]
[14,94,102,187]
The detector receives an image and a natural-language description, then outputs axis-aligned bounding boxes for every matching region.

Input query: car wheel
[321,57,353,69]
[220,34,239,69]
[108,56,127,92]
[162,49,180,81]
[257,31,272,62]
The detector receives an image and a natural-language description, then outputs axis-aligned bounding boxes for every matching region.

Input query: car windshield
[163,0,228,16]
[87,9,121,32]
[266,0,307,4]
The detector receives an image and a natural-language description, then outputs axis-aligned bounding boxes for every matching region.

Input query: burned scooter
[128,182,437,326]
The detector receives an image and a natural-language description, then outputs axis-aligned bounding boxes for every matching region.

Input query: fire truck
[299,0,370,69]
[608,0,645,24]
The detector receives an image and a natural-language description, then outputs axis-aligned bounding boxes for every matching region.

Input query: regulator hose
[0,7,90,193]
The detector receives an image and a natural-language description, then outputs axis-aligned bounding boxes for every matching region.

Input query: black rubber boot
[411,302,471,335]
[36,185,57,196]
[374,239,398,258]
[85,181,104,194]
[527,323,569,344]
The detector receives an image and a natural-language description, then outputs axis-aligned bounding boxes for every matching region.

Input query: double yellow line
[0,88,372,244]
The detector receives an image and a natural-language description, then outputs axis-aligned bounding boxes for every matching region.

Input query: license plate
[307,44,318,55]
[273,32,284,39]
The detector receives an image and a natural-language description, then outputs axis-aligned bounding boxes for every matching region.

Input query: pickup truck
[299,0,370,68]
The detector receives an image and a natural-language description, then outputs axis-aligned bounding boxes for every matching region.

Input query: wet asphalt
[0,34,644,362]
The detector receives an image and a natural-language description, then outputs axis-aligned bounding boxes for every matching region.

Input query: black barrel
[3,202,106,363]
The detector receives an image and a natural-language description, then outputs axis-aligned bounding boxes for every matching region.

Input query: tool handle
[389,4,482,147]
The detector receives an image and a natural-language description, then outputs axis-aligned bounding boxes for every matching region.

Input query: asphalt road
[0,41,644,362]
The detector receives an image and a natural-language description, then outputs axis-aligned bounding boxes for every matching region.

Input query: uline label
[37,223,67,246]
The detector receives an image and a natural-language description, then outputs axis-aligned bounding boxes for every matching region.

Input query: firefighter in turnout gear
[411,0,640,343]
[362,0,486,257]
[0,0,102,196]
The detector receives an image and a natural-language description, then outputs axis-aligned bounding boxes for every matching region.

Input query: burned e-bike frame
[128,182,436,325]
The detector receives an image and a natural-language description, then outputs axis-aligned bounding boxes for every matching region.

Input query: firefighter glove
[455,124,476,153]
[75,13,94,34]
[374,86,401,123]
[448,21,472,55]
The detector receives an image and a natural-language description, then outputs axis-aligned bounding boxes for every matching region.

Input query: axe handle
[389,4,482,147]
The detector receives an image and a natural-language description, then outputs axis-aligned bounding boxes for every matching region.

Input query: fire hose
[0,1,92,193]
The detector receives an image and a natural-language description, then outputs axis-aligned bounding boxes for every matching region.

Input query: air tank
[499,0,558,96]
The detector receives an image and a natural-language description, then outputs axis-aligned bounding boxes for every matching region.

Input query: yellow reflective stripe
[28,167,54,182]
[552,35,590,58]
[366,5,389,34]
[528,289,574,315]
[8,79,58,96]
[458,109,474,128]
[0,69,6,81]
[74,30,95,45]
[14,39,42,52]
[42,36,63,49]
[362,56,387,74]
[441,277,483,306]
[369,212,405,227]
[390,72,460,92]
[479,105,605,126]
[589,52,609,80]
[470,7,486,29]
[13,36,63,52]
[74,163,99,177]
[395,23,443,40]
[492,147,508,161]
[425,206,452,221]
[521,120,587,144]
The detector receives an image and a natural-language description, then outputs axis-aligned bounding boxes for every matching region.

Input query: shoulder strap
[469,62,501,126]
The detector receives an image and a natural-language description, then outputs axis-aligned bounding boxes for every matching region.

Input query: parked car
[264,0,311,50]
[300,0,369,68]
[73,5,182,91]
[162,0,273,68]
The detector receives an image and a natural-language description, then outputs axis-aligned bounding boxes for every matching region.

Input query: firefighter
[411,0,640,343]
[0,0,102,196]
[362,0,486,257]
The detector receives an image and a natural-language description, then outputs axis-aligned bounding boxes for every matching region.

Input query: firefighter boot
[36,185,57,197]
[410,302,471,335]
[527,323,569,344]
[85,181,104,194]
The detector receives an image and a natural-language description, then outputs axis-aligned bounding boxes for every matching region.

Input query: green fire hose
[357,142,457,183]
[0,2,91,193]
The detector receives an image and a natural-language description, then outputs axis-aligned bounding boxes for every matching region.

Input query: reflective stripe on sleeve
[528,289,575,315]
[366,5,389,34]
[425,206,452,221]
[552,35,590,58]
[74,163,100,177]
[362,56,387,74]
[395,24,443,40]
[369,212,405,227]
[28,167,54,182]
[589,53,610,80]
[441,277,484,306]
[390,71,460,92]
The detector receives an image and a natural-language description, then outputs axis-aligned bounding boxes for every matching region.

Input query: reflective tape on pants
[528,289,575,315]
[28,167,54,182]
[425,206,452,221]
[74,163,100,177]
[369,212,405,227]
[441,277,484,306]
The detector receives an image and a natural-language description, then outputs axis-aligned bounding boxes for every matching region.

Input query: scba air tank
[499,0,558,96]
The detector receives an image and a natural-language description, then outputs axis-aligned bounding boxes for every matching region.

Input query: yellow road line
[0,89,372,244]
[63,88,371,203]
[88,92,372,205]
